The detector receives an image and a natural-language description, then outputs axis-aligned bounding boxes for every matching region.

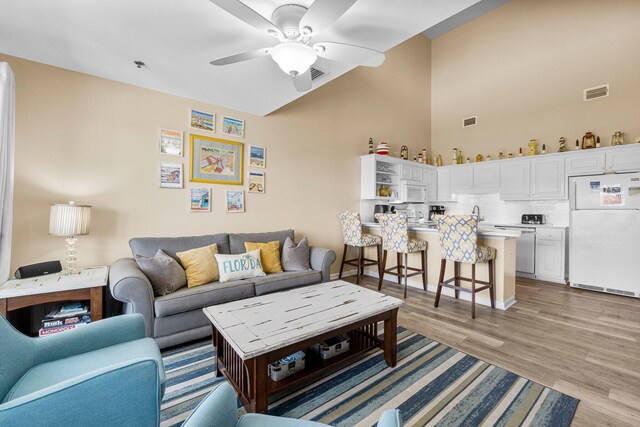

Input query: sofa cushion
[229,230,294,254]
[215,250,266,283]
[244,241,283,274]
[2,337,163,402]
[176,244,220,287]
[252,270,322,296]
[154,280,255,317]
[281,237,311,271]
[135,249,187,296]
[130,234,230,266]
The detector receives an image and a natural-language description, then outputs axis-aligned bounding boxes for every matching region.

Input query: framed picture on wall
[190,188,211,212]
[159,129,183,156]
[190,134,244,185]
[248,171,265,194]
[225,190,245,213]
[159,162,183,189]
[249,145,266,168]
[190,109,215,132]
[222,116,245,138]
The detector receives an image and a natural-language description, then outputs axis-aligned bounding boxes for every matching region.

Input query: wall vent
[310,67,326,81]
[583,84,609,101]
[463,116,477,128]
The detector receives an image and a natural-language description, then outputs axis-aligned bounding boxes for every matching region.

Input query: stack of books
[39,302,91,336]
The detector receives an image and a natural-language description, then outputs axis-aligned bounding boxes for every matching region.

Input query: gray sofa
[109,230,336,349]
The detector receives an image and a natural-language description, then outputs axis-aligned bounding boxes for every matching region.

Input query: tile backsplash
[433,194,570,226]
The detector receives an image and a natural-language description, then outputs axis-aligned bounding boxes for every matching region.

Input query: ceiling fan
[208,0,386,92]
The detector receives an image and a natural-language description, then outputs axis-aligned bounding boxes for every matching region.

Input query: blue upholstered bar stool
[375,213,428,299]
[337,211,383,285]
[434,214,496,319]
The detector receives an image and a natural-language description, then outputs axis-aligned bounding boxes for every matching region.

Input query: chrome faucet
[472,205,483,221]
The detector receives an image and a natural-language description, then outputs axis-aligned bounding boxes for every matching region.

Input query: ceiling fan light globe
[271,42,317,76]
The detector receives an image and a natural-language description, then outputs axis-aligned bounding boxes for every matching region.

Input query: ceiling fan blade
[314,42,385,67]
[299,0,357,36]
[292,69,312,92]
[210,47,272,66]
[209,0,281,37]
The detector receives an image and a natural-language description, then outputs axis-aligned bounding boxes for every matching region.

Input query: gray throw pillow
[135,249,187,296]
[282,237,310,271]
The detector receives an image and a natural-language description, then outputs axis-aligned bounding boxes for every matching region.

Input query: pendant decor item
[400,145,409,160]
[611,131,625,146]
[582,132,596,149]
[475,154,483,162]
[376,141,390,155]
[436,155,443,166]
[558,137,567,152]
[368,137,374,154]
[575,139,580,150]
[528,139,537,156]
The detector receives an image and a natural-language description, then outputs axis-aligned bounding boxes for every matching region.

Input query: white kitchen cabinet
[535,227,567,284]
[606,146,640,173]
[360,155,400,200]
[500,157,566,200]
[473,163,501,193]
[436,168,453,201]
[401,164,423,183]
[425,169,438,200]
[500,160,530,200]
[531,157,566,199]
[566,152,606,176]
[450,165,474,194]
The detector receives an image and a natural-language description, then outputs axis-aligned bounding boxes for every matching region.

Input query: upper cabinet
[450,165,474,193]
[606,146,640,173]
[436,168,454,201]
[566,152,606,176]
[449,163,501,195]
[500,156,566,200]
[401,164,424,183]
[360,155,437,202]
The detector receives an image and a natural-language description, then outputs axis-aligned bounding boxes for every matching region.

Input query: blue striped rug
[161,328,578,426]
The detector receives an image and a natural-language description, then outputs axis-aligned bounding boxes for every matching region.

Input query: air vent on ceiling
[310,67,326,81]
[463,116,477,128]
[583,84,609,101]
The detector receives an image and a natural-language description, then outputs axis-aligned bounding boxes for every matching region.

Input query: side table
[0,266,109,322]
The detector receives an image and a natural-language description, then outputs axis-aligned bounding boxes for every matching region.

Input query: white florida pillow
[214,249,266,283]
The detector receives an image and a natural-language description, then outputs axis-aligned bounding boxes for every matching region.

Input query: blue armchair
[182,383,403,427]
[0,313,165,427]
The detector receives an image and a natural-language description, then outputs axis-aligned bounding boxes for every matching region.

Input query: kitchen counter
[362,223,518,310]
[362,222,522,239]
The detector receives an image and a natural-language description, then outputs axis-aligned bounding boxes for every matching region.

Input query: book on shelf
[38,322,89,337]
[45,302,89,319]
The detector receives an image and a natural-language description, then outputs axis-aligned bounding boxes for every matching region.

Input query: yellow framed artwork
[190,134,244,185]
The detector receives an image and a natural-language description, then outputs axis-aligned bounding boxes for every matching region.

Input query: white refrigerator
[569,172,640,298]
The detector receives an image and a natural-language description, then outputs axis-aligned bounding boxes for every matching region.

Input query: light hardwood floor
[343,275,640,426]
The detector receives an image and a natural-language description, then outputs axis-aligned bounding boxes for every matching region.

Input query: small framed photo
[222,116,245,138]
[159,162,183,189]
[190,109,215,132]
[249,145,266,168]
[190,188,211,212]
[225,190,245,213]
[248,171,265,194]
[159,129,184,156]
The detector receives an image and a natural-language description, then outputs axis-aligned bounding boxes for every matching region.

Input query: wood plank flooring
[344,275,640,426]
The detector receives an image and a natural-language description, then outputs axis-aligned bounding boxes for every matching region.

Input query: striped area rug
[161,328,578,426]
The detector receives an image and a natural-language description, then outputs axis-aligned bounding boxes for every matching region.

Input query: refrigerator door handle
[569,179,577,210]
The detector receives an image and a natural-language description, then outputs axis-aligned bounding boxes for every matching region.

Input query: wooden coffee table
[202,280,403,414]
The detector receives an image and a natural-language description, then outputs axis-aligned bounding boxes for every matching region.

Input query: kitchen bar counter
[362,223,517,310]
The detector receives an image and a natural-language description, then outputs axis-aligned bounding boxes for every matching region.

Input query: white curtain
[0,62,15,281]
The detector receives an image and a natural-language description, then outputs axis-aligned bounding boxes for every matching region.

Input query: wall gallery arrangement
[158,110,264,213]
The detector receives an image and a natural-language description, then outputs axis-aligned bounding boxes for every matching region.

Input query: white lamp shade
[49,202,91,236]
[271,42,317,76]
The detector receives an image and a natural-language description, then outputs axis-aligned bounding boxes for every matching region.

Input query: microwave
[400,181,427,203]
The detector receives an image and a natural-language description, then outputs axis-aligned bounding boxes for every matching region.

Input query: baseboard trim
[340,267,516,311]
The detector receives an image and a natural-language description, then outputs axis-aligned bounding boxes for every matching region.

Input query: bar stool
[337,211,382,285]
[375,213,428,299]
[433,214,496,319]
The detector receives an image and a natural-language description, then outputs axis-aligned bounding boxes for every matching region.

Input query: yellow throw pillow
[244,241,283,274]
[176,244,219,288]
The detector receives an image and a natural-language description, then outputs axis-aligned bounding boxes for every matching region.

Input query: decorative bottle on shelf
[466,157,470,163]
[422,148,427,162]
[528,139,537,156]
[558,137,567,152]
[542,144,546,154]
[518,148,523,157]
[368,137,374,154]
[457,150,463,164]
[418,152,423,163]
[486,154,492,161]
[575,139,580,150]
[508,152,513,158]
[426,152,432,165]
[452,148,458,165]
[436,155,443,166]
[475,154,483,162]
[413,156,418,162]
[596,136,601,148]
[498,151,504,160]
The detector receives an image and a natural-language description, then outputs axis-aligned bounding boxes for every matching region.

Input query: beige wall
[3,35,431,272]
[431,0,640,163]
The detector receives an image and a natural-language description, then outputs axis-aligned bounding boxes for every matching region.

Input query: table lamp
[49,201,91,275]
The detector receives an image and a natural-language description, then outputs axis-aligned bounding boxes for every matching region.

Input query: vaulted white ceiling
[0,0,482,116]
